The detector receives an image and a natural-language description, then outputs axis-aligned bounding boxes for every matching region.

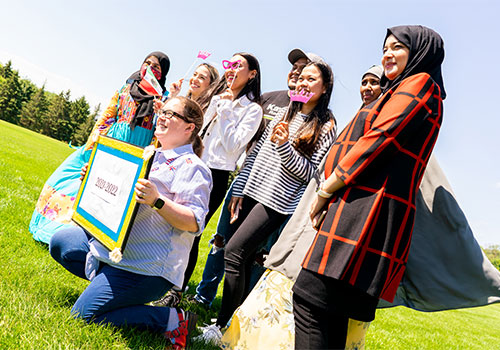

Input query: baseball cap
[288,48,323,64]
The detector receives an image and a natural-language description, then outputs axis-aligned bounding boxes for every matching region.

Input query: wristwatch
[152,197,165,210]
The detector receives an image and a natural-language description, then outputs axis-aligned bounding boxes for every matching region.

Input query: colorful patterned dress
[29,83,156,244]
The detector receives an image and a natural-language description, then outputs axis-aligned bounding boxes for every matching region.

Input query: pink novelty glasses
[222,60,242,70]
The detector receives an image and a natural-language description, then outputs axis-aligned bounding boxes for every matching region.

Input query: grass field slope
[1,120,499,349]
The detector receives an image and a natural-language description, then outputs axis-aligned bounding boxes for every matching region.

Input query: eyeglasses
[222,60,242,70]
[159,109,189,123]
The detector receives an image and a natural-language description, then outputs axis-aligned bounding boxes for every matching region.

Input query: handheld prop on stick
[182,50,212,81]
[222,59,242,89]
[139,66,163,97]
[289,89,315,103]
[272,90,316,146]
[280,89,315,123]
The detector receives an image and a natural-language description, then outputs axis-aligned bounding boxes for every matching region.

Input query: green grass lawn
[1,119,499,349]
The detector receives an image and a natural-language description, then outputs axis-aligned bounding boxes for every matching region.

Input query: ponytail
[192,135,204,158]
[169,96,205,158]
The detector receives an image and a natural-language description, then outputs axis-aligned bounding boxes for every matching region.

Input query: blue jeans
[195,183,235,306]
[50,226,174,332]
[195,181,290,306]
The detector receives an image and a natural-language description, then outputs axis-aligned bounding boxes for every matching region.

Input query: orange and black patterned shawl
[302,72,443,302]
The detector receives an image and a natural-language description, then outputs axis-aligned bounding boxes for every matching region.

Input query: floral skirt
[221,269,370,350]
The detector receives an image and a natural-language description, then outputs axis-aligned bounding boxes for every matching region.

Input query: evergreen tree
[0,61,23,124]
[66,96,91,144]
[0,60,98,144]
[0,61,14,78]
[20,84,49,130]
[44,90,71,140]
[20,79,36,103]
[72,103,100,146]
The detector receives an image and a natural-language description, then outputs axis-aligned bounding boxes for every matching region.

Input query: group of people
[26,24,498,350]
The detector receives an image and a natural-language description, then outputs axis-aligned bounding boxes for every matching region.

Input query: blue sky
[1,0,499,246]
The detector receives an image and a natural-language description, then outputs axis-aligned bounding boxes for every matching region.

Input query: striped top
[233,113,336,214]
[89,144,212,288]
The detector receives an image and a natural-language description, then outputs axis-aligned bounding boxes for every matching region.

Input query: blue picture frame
[72,135,154,252]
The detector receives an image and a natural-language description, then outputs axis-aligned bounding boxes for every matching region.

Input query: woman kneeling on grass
[49,96,212,350]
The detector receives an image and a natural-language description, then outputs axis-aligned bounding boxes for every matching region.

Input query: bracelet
[316,187,333,199]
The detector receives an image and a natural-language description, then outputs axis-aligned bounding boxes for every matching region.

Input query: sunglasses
[222,60,242,70]
[159,109,189,123]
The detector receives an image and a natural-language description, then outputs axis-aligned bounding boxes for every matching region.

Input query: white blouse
[201,94,263,171]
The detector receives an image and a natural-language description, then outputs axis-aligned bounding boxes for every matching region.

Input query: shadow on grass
[119,327,168,349]
[33,239,50,253]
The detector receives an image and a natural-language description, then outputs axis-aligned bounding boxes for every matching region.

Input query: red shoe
[164,308,198,350]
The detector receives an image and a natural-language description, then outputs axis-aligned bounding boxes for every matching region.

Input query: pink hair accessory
[222,60,242,70]
[197,51,211,60]
[290,90,315,103]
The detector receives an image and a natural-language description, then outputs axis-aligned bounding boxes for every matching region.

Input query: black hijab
[128,51,170,128]
[380,25,446,99]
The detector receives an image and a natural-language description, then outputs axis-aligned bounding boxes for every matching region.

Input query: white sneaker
[193,323,222,346]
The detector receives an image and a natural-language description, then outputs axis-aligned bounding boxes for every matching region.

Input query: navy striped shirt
[233,113,336,214]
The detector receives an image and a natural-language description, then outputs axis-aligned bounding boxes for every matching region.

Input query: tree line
[0,61,100,146]
[484,245,500,271]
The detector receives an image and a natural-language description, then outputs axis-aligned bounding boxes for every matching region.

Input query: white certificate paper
[79,150,138,233]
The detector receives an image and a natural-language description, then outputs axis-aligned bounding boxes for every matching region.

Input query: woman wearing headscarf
[293,25,446,349]
[360,64,383,107]
[29,51,170,244]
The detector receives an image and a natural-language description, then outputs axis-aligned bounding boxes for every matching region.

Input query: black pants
[216,196,288,327]
[293,268,378,349]
[180,168,230,291]
[293,293,348,350]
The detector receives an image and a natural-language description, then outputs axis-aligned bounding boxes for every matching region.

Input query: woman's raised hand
[270,121,289,146]
[153,99,164,114]
[219,88,234,101]
[169,78,184,98]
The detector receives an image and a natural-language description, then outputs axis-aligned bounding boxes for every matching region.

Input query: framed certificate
[72,135,155,252]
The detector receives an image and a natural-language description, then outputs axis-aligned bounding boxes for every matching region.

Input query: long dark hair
[232,52,261,103]
[286,60,335,157]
